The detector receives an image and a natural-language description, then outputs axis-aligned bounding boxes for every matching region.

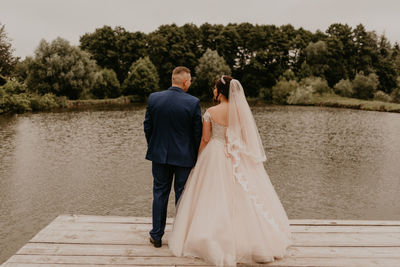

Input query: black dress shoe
[149,236,162,248]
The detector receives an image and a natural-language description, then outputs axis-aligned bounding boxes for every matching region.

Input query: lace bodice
[203,110,227,143]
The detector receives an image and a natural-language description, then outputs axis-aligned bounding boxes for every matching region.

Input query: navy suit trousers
[149,162,192,241]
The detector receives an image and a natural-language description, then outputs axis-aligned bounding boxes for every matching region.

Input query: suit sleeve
[192,99,203,155]
[143,95,153,145]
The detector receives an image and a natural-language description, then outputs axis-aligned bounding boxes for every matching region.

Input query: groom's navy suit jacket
[144,86,202,168]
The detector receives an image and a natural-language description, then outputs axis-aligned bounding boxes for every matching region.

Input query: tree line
[1,22,400,114]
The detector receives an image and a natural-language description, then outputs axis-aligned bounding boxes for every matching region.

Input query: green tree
[147,24,201,89]
[26,37,98,99]
[80,26,147,83]
[334,79,354,97]
[0,23,17,76]
[91,68,121,99]
[304,40,329,77]
[192,49,231,99]
[272,79,298,104]
[324,23,355,86]
[122,56,159,98]
[352,72,379,99]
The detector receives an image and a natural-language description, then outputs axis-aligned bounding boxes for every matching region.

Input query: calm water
[1,104,400,263]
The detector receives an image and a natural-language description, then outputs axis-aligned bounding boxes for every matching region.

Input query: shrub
[26,37,98,99]
[352,72,379,99]
[91,68,121,99]
[272,79,298,104]
[391,88,400,103]
[373,90,392,102]
[259,87,273,101]
[1,78,27,94]
[0,93,32,113]
[334,79,354,97]
[30,93,60,111]
[192,48,231,99]
[287,85,314,104]
[122,56,159,98]
[300,76,331,95]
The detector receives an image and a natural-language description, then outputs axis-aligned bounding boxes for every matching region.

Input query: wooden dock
[2,214,400,266]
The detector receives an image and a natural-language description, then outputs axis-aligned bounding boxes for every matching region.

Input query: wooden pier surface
[2,214,400,266]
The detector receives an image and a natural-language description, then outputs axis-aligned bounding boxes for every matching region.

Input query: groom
[143,66,203,247]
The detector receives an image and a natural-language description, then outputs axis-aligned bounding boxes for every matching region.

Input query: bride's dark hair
[214,75,233,101]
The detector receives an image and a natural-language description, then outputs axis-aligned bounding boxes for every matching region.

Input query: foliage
[29,93,67,111]
[391,77,400,103]
[391,88,400,103]
[91,68,121,99]
[373,90,392,102]
[75,22,400,99]
[192,49,231,99]
[272,79,299,104]
[26,37,98,99]
[122,56,159,98]
[0,93,32,113]
[300,76,331,95]
[80,26,147,83]
[1,78,27,94]
[0,23,17,76]
[334,79,354,97]
[287,85,314,104]
[352,72,379,99]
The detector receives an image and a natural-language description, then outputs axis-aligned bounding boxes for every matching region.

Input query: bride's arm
[198,120,211,156]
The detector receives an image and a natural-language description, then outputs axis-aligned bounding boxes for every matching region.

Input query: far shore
[1,94,400,116]
[65,94,400,114]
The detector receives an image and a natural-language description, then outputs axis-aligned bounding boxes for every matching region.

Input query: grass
[65,95,141,108]
[308,93,400,113]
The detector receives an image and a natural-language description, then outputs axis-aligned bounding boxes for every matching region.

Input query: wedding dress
[168,80,292,267]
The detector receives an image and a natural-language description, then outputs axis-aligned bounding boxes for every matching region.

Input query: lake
[1,104,400,263]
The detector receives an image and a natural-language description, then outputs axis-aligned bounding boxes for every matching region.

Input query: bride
[168,76,292,266]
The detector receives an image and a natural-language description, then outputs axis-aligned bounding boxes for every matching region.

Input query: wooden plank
[7,255,207,266]
[29,228,400,246]
[45,221,173,232]
[290,225,400,233]
[55,215,400,226]
[289,219,400,226]
[4,264,176,267]
[17,243,173,257]
[16,243,400,258]
[44,221,400,233]
[54,214,173,224]
[6,254,400,266]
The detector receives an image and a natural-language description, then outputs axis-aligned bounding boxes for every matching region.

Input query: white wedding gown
[168,109,292,267]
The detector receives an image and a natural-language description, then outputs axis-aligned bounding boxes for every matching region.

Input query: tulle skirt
[168,138,292,267]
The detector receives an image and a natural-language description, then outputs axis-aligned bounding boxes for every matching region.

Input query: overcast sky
[1,0,400,59]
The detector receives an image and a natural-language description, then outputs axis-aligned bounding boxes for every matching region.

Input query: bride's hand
[224,144,232,159]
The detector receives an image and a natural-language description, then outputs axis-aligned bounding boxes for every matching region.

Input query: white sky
[1,0,400,59]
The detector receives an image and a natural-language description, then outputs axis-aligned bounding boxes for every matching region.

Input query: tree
[80,26,147,83]
[334,79,354,97]
[324,23,355,86]
[304,40,329,77]
[26,37,98,99]
[147,24,201,89]
[0,23,17,76]
[352,72,379,99]
[122,56,159,98]
[91,68,121,99]
[192,49,231,99]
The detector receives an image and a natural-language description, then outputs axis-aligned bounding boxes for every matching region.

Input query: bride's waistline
[209,137,226,145]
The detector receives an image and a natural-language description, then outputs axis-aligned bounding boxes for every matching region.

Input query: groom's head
[172,66,191,92]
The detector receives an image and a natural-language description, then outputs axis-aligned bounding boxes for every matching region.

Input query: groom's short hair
[172,66,191,84]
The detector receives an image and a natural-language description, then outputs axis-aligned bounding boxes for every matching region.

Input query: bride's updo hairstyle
[214,75,233,101]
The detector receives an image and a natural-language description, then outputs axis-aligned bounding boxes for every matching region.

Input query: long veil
[226,79,292,248]
[226,79,266,164]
